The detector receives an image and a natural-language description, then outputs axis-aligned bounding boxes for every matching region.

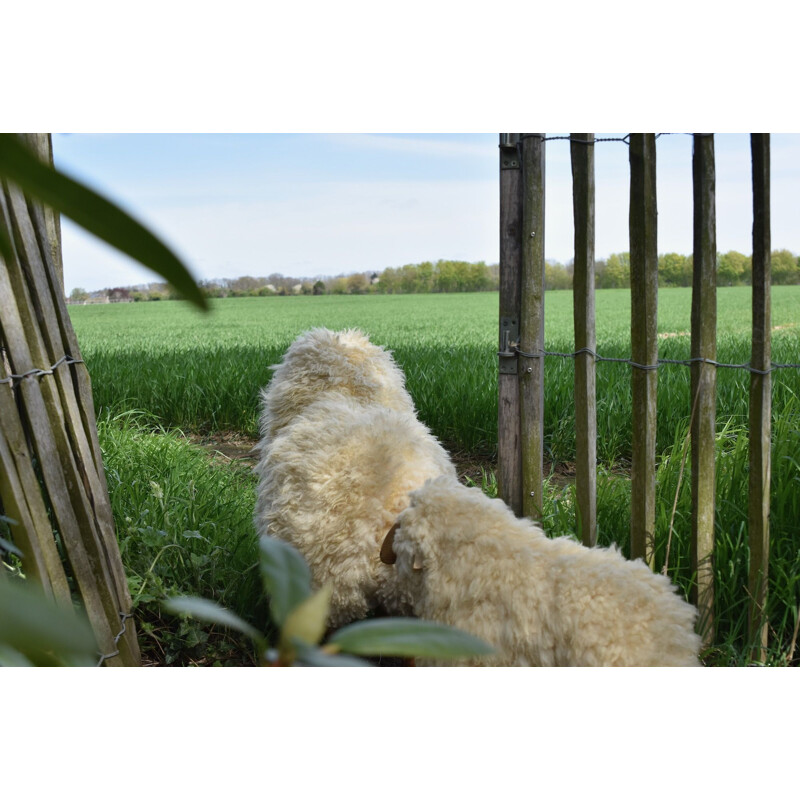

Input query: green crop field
[70,287,800,459]
[68,287,800,665]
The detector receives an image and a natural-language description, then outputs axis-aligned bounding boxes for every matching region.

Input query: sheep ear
[380,522,399,564]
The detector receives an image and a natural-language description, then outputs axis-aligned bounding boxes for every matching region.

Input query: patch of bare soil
[188,431,260,467]
[446,445,496,486]
[189,431,590,491]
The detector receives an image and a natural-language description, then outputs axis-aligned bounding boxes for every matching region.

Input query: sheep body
[256,327,415,445]
[389,476,703,667]
[254,329,455,628]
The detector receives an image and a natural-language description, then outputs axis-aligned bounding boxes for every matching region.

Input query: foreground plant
[165,535,494,666]
[0,577,98,667]
[0,132,206,310]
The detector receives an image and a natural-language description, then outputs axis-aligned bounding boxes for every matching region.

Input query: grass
[69,287,800,665]
[97,412,269,665]
[71,288,800,458]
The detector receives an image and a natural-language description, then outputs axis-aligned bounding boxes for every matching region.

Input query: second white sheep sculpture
[381,476,703,667]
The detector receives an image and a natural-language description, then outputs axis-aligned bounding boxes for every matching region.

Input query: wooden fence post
[498,134,523,516]
[628,133,659,567]
[570,133,597,546]
[520,134,546,521]
[690,133,717,645]
[0,133,140,665]
[20,133,64,290]
[748,133,771,662]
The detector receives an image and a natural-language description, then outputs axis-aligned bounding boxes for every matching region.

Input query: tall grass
[97,412,268,664]
[534,399,800,665]
[71,288,800,459]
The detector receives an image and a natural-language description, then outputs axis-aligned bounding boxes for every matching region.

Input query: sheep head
[380,521,422,570]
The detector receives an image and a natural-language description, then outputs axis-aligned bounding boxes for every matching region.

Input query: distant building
[85,291,110,304]
[108,287,133,303]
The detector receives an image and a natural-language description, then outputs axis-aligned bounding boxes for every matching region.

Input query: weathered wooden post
[748,133,771,662]
[498,134,523,516]
[519,134,546,521]
[0,133,140,665]
[690,133,717,644]
[19,133,64,289]
[628,133,659,566]
[570,133,597,546]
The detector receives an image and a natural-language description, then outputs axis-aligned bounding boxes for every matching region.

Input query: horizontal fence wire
[514,133,711,146]
[0,354,84,386]
[96,612,134,666]
[509,346,800,375]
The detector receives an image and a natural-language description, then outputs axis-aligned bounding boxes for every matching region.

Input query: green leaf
[0,580,98,666]
[328,618,495,660]
[0,643,35,667]
[259,535,313,627]
[0,133,207,311]
[0,536,23,558]
[291,639,372,667]
[280,583,332,649]
[163,595,264,645]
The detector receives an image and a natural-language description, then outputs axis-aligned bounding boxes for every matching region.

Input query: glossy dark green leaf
[259,535,313,627]
[280,583,332,647]
[329,618,495,659]
[0,536,23,558]
[0,579,98,666]
[291,639,372,667]
[163,595,263,644]
[0,133,207,311]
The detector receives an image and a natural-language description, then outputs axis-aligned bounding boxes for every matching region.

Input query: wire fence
[96,612,134,666]
[497,131,788,655]
[516,133,711,146]
[0,353,84,386]
[510,346,800,375]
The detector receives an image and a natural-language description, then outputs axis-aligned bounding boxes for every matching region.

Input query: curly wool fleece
[385,476,703,667]
[254,329,456,628]
[256,328,416,444]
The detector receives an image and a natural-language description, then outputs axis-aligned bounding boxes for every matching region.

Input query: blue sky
[53,133,800,294]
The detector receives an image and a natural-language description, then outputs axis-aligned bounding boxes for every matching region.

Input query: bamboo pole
[748,133,771,662]
[690,133,717,645]
[520,134,546,521]
[628,134,659,567]
[498,134,523,516]
[570,133,597,546]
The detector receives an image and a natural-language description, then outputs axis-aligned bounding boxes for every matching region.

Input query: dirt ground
[187,431,578,490]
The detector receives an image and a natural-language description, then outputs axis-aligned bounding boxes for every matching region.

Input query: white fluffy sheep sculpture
[254,328,456,628]
[380,476,703,666]
[257,327,417,443]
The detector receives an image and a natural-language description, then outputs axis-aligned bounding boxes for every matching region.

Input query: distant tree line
[68,251,799,303]
[545,249,800,290]
[69,260,501,302]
